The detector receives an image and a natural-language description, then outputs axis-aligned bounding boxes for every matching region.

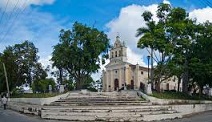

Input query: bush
[32,78,56,93]
[87,87,97,92]
[152,91,212,100]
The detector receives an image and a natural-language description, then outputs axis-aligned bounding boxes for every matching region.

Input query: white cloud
[127,48,146,66]
[163,0,171,5]
[0,3,69,79]
[105,3,212,73]
[105,4,158,67]
[0,9,66,57]
[189,7,212,23]
[0,0,55,12]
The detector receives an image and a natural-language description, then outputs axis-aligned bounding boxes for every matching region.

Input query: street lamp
[146,55,152,95]
[147,55,150,84]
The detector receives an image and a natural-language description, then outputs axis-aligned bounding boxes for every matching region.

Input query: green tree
[51,22,110,90]
[188,21,212,95]
[63,79,75,91]
[0,41,47,93]
[136,4,197,93]
[32,78,56,93]
[136,3,173,91]
[167,8,196,93]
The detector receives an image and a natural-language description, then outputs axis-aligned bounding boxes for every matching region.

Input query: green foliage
[82,75,95,89]
[11,93,61,98]
[87,87,97,92]
[136,3,212,94]
[32,78,56,93]
[0,41,47,93]
[136,3,175,91]
[152,91,211,100]
[51,22,110,89]
[11,87,24,95]
[188,22,212,92]
[63,79,75,91]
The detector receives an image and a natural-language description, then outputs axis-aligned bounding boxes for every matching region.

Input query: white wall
[9,92,70,105]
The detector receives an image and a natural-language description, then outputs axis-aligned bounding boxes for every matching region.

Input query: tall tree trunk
[182,71,188,93]
[199,85,203,97]
[182,53,188,93]
[177,76,181,92]
[76,78,81,90]
[59,68,63,85]
[156,81,161,92]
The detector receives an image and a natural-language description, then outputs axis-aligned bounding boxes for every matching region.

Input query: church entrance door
[114,79,119,91]
[131,80,134,89]
[166,83,169,90]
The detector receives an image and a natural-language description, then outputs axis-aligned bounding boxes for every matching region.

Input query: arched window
[115,51,117,57]
[112,52,114,58]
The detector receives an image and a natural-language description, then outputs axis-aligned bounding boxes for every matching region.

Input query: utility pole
[3,63,10,98]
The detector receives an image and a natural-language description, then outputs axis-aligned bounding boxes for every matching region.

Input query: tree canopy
[0,41,47,93]
[136,3,212,93]
[51,22,110,89]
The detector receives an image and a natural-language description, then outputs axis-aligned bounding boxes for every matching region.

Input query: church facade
[102,36,149,92]
[102,36,182,92]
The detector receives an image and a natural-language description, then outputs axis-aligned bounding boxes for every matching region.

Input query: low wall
[138,91,212,105]
[171,104,212,115]
[9,92,70,105]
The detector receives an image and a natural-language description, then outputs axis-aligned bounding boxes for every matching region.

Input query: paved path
[157,111,212,122]
[0,107,43,122]
[1,107,212,122]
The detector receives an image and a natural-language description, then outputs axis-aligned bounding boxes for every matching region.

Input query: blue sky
[32,0,210,30]
[0,0,212,80]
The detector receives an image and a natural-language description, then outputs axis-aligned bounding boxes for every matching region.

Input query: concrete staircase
[49,91,148,106]
[41,91,182,121]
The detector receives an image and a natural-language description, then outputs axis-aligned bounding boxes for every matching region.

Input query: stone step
[52,100,147,104]
[41,109,177,114]
[142,113,183,121]
[55,99,147,103]
[41,111,180,121]
[42,106,173,113]
[59,96,143,99]
[41,114,145,121]
[49,102,150,106]
[42,105,171,110]
[65,96,140,99]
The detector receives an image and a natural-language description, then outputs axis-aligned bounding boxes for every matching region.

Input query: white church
[102,35,182,92]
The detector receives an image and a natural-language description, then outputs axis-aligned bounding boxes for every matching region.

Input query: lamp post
[146,55,152,95]
[147,55,150,84]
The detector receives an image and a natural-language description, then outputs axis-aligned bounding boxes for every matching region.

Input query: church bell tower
[110,35,127,62]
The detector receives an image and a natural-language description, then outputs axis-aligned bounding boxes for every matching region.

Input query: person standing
[2,96,7,110]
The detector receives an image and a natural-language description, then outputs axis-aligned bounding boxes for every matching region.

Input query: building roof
[129,64,149,71]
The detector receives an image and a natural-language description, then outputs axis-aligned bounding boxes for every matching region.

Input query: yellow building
[102,36,149,92]
[102,36,182,92]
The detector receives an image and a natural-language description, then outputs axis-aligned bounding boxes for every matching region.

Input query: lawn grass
[152,91,212,100]
[11,93,63,98]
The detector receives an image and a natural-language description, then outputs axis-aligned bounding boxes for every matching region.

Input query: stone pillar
[106,70,110,92]
[102,70,105,91]
[125,66,129,85]
[135,64,139,90]
[209,88,212,97]
[110,70,113,91]
[104,71,107,92]
[107,70,110,92]
[119,69,122,88]
[146,83,152,95]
